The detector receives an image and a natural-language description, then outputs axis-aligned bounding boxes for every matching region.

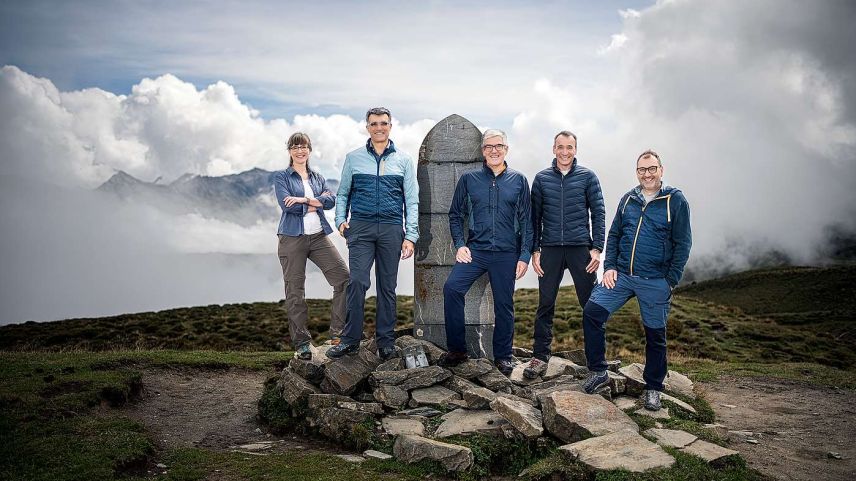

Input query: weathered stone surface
[413,323,495,360]
[363,449,393,460]
[337,401,384,415]
[321,348,381,395]
[373,385,409,409]
[489,396,544,438]
[307,393,353,410]
[381,416,425,436]
[418,114,484,165]
[680,439,740,465]
[606,360,622,372]
[542,390,638,443]
[449,358,494,379]
[644,428,698,448]
[608,371,627,395]
[544,356,588,380]
[394,434,474,472]
[414,266,494,325]
[415,214,461,266]
[613,396,638,411]
[314,407,374,443]
[619,363,695,398]
[369,365,452,391]
[635,407,671,419]
[529,375,580,403]
[560,431,675,472]
[477,370,514,392]
[661,392,697,415]
[353,392,376,403]
[398,407,443,417]
[496,391,537,407]
[512,346,533,357]
[376,357,405,372]
[394,336,445,364]
[444,375,479,394]
[288,357,327,384]
[411,386,459,407]
[510,384,535,401]
[434,408,508,438]
[336,454,365,463]
[554,349,587,366]
[510,364,541,385]
[280,368,321,406]
[462,385,497,409]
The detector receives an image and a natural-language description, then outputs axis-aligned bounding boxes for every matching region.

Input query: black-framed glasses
[483,144,507,152]
[636,166,660,175]
[289,145,310,151]
[368,121,391,127]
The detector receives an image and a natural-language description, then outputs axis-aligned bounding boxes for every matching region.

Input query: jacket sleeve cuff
[518,252,532,264]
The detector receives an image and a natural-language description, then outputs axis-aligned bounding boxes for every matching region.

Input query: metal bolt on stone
[414,114,495,359]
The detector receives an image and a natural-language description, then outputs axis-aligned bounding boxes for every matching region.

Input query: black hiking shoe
[582,370,610,394]
[494,358,516,376]
[327,341,359,359]
[437,351,469,368]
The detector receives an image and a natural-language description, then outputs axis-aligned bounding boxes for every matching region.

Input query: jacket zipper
[560,172,565,244]
[628,194,671,275]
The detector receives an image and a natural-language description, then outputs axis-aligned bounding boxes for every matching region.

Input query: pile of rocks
[273,335,738,474]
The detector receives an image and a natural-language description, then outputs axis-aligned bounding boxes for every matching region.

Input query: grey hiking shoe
[327,341,359,359]
[644,389,662,411]
[523,357,548,379]
[582,370,610,394]
[295,342,312,360]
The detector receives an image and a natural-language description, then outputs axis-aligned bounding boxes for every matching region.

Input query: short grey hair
[365,107,391,122]
[481,129,507,147]
[553,130,577,147]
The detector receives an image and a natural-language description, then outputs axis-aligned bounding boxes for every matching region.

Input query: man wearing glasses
[437,129,533,376]
[328,107,418,361]
[579,150,692,411]
[523,131,606,379]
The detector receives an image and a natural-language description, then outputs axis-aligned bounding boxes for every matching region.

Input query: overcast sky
[1,0,854,324]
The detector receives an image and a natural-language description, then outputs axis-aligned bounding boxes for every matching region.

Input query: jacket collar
[366,138,396,159]
[482,161,508,177]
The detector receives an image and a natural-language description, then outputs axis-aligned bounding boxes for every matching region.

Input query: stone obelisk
[413,114,495,359]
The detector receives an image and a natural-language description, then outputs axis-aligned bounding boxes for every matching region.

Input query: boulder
[462,385,497,409]
[644,428,697,448]
[313,407,375,444]
[321,348,381,395]
[337,401,384,415]
[510,364,541,385]
[541,390,638,443]
[370,365,452,391]
[376,357,405,372]
[381,416,425,436]
[444,375,479,394]
[363,449,393,460]
[680,439,740,465]
[553,349,587,365]
[544,356,588,380]
[434,409,508,438]
[607,371,626,395]
[612,396,638,411]
[288,356,326,384]
[394,336,446,364]
[398,407,443,417]
[280,368,321,407]
[661,392,697,415]
[559,431,675,472]
[619,363,695,398]
[307,393,354,410]
[373,385,409,409]
[477,370,514,392]
[489,396,544,438]
[411,385,459,407]
[393,434,474,472]
[448,358,494,379]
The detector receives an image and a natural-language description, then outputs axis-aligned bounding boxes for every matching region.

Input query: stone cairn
[275,338,739,474]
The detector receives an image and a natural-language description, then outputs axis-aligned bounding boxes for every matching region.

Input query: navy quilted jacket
[531,158,605,252]
[604,184,692,287]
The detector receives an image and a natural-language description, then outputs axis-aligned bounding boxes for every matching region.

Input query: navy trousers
[443,249,518,361]
[341,220,404,349]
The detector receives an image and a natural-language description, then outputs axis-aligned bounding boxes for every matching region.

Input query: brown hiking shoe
[523,357,548,379]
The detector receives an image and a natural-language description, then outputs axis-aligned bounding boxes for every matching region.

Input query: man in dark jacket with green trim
[580,149,692,411]
[524,131,605,379]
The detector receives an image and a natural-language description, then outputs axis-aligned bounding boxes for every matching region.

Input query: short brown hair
[286,132,313,166]
[636,149,661,166]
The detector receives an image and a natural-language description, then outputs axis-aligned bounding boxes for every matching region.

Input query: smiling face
[636,153,664,192]
[289,143,310,167]
[366,113,392,146]
[482,134,508,170]
[553,134,576,170]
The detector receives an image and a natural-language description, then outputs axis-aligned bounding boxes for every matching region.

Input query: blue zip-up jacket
[335,139,419,243]
[531,158,605,252]
[274,167,336,236]
[604,184,692,287]
[449,163,533,263]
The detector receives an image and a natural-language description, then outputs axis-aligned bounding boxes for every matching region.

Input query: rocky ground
[120,356,855,480]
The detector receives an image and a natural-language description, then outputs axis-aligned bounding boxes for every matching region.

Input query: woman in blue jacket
[274,132,349,360]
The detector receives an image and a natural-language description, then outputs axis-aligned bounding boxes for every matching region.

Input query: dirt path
[701,376,856,481]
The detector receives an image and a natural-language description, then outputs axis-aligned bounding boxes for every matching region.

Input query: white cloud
[598,34,628,55]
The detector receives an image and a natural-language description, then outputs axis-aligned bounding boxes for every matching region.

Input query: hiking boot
[326,341,359,359]
[523,357,548,379]
[582,370,610,394]
[378,346,398,361]
[437,351,469,368]
[494,358,516,376]
[644,389,662,411]
[295,342,312,360]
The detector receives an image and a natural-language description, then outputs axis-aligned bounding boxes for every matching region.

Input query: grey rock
[680,439,739,465]
[462,385,497,409]
[489,396,544,438]
[321,348,381,395]
[510,363,542,385]
[512,346,533,357]
[553,349,587,365]
[394,336,445,364]
[410,385,459,407]
[381,416,425,436]
[644,428,698,448]
[434,408,507,438]
[288,356,327,384]
[336,454,365,463]
[634,407,671,419]
[369,365,452,391]
[373,385,409,410]
[280,368,321,407]
[544,356,588,380]
[477,369,514,392]
[529,375,581,406]
[541,390,638,443]
[307,393,354,410]
[353,391,376,403]
[619,363,695,398]
[363,450,393,460]
[376,357,405,372]
[393,434,474,472]
[449,358,494,379]
[444,375,480,394]
[612,396,638,410]
[412,323,495,360]
[398,407,443,418]
[661,392,697,415]
[606,360,622,372]
[313,407,375,444]
[337,401,384,415]
[559,431,675,472]
[496,391,537,407]
[607,371,626,395]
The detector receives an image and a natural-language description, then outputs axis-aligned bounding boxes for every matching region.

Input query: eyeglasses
[482,144,507,152]
[368,121,391,127]
[636,166,660,175]
[289,145,310,151]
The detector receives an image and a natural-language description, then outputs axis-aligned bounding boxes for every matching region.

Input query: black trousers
[531,245,597,361]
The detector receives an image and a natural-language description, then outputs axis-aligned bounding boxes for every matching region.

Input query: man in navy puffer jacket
[580,150,692,411]
[523,131,605,379]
